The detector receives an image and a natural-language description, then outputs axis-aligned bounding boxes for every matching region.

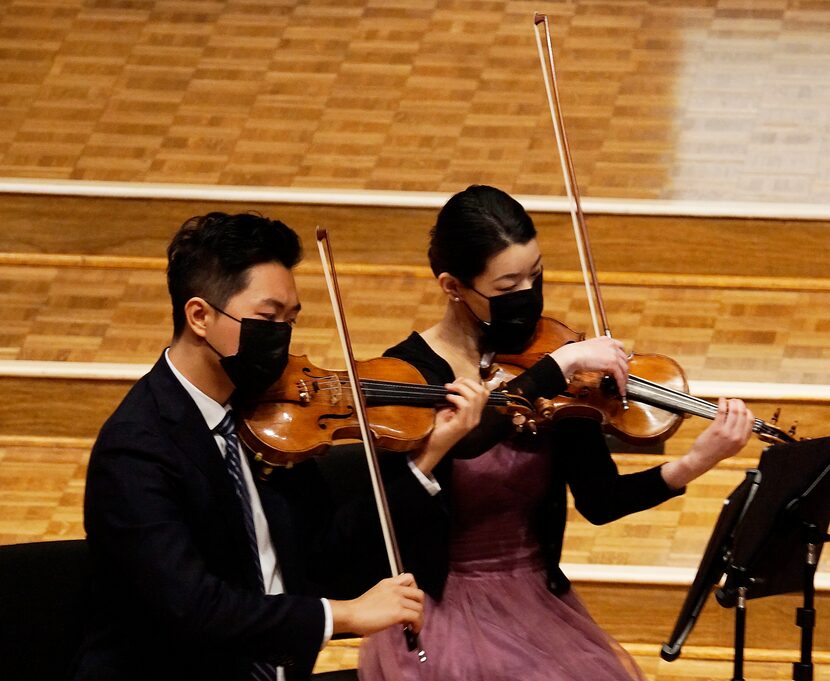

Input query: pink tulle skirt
[358,558,644,681]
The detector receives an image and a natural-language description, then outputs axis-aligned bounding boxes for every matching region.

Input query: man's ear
[183,297,213,339]
[437,272,464,303]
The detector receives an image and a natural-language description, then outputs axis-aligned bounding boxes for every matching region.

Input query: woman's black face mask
[466,272,544,354]
[204,303,292,397]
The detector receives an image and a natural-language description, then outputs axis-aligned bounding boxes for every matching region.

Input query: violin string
[630,376,768,432]
[627,375,715,411]
[303,376,444,399]
[360,386,512,406]
[289,374,511,405]
[369,382,512,404]
[626,375,765,431]
[303,376,446,395]
[626,377,716,418]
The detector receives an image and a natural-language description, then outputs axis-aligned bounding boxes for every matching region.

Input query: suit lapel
[145,355,261,588]
[147,355,229,484]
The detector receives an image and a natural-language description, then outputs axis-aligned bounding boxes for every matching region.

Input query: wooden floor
[0,0,829,204]
[2,1,830,678]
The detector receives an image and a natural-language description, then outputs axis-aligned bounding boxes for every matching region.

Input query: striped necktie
[215,410,277,681]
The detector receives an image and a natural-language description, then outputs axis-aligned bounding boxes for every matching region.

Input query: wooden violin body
[238,353,534,469]
[491,319,688,445]
[534,353,689,446]
[238,354,434,467]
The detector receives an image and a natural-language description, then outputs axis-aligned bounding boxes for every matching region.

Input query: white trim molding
[3,177,830,220]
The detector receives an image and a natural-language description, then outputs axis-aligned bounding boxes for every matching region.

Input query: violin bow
[316,227,427,663]
[533,12,609,340]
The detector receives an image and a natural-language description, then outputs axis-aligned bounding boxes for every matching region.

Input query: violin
[487,317,796,447]
[237,353,535,471]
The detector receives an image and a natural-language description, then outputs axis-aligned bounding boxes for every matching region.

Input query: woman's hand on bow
[550,336,630,397]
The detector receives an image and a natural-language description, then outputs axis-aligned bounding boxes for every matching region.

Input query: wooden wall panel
[1,1,830,204]
[0,194,829,281]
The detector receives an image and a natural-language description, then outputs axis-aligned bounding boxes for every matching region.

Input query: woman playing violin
[359,185,756,681]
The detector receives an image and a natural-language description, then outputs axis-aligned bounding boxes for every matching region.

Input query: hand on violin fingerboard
[412,377,489,475]
[661,398,755,490]
[549,336,630,397]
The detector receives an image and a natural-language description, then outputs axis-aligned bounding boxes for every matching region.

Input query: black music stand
[661,437,830,681]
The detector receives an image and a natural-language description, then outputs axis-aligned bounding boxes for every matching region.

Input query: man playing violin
[72,212,488,681]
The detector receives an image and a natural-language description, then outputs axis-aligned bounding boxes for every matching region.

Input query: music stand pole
[792,526,824,681]
[732,581,748,681]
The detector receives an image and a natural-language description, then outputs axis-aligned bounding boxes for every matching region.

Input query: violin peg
[771,407,781,425]
[788,421,799,437]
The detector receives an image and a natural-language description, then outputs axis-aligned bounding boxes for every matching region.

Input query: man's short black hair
[166,212,302,337]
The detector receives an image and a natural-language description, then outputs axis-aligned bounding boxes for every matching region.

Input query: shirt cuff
[320,598,333,649]
[407,457,442,496]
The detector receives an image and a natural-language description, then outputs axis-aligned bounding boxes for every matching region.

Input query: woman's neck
[421,302,483,380]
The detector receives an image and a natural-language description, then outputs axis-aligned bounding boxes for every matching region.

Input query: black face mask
[467,272,544,354]
[205,304,292,397]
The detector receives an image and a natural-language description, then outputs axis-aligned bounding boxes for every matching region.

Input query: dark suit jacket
[72,354,446,681]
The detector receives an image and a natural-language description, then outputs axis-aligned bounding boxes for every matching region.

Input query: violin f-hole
[316,407,355,430]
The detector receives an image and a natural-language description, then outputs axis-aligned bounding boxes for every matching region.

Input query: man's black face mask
[205,304,292,397]
[466,272,544,354]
